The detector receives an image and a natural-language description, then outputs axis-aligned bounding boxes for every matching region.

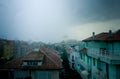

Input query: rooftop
[80,48,87,54]
[0,46,63,70]
[22,52,44,61]
[83,29,120,42]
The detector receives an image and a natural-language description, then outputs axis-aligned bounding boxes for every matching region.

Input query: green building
[77,30,120,79]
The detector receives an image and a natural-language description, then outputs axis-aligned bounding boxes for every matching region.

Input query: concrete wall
[14,69,30,79]
[113,42,120,55]
[34,71,51,79]
[109,65,116,79]
[114,42,120,50]
[51,71,59,79]
[34,70,59,79]
[14,70,59,79]
[109,65,120,79]
[116,65,120,79]
[87,41,107,49]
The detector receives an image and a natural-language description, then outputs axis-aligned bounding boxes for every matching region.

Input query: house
[0,46,62,79]
[77,30,120,79]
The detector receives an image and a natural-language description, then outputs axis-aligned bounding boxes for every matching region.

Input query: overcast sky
[0,0,120,43]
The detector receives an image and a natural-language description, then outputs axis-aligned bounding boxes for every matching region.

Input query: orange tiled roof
[22,52,44,61]
[83,30,120,42]
[0,47,62,70]
[40,46,62,69]
[80,48,87,54]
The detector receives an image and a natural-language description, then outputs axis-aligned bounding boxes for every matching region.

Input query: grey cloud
[0,0,120,42]
[66,0,120,25]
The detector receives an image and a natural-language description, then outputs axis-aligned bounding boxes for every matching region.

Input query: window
[28,61,38,66]
[23,61,42,66]
[33,62,38,65]
[72,55,74,59]
[100,48,107,55]
[72,55,74,62]
[23,62,27,66]
[38,61,42,66]
[93,58,95,66]
[27,62,31,65]
[72,63,74,69]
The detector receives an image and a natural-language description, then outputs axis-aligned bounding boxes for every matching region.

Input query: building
[13,40,32,58]
[0,46,62,79]
[67,47,79,70]
[77,30,120,79]
[0,39,14,61]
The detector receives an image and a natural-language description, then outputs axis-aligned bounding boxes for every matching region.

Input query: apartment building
[77,30,120,79]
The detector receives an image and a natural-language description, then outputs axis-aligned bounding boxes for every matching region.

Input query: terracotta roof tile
[83,33,109,41]
[22,52,44,61]
[80,48,87,54]
[83,30,120,42]
[40,46,62,69]
[0,47,63,70]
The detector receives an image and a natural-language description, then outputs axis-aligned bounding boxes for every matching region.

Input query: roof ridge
[40,50,60,67]
[48,48,60,58]
[46,54,60,67]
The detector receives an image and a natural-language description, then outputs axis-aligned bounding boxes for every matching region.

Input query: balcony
[87,49,120,64]
[93,70,107,79]
[76,58,91,71]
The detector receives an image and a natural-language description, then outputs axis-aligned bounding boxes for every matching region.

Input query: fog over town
[0,0,120,43]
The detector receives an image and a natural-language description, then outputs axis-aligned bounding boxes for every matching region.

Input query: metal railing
[88,49,120,60]
[76,57,91,71]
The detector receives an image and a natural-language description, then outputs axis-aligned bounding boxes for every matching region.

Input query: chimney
[92,32,95,40]
[109,30,112,37]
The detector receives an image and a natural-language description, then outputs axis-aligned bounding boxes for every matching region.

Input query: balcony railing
[93,71,107,79]
[88,49,120,60]
[76,57,91,71]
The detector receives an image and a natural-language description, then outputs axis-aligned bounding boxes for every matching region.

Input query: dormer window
[27,61,38,66]
[38,61,42,66]
[21,52,44,67]
[22,60,43,66]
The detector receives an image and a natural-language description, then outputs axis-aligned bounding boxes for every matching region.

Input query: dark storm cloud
[0,0,120,42]
[66,0,120,24]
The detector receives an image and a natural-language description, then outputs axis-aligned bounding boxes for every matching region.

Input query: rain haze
[0,0,120,43]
